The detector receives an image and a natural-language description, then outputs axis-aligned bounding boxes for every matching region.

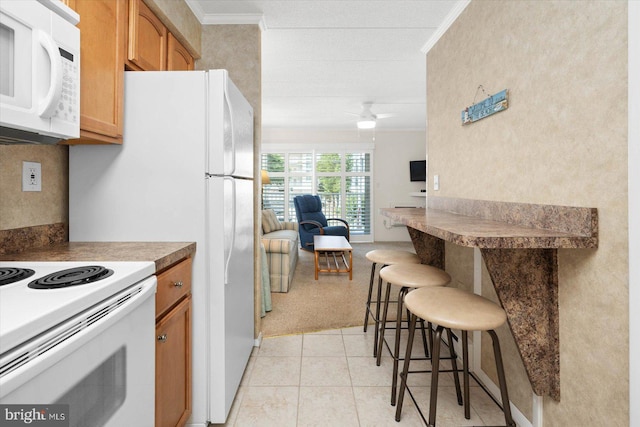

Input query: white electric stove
[0,261,157,426]
[0,261,155,350]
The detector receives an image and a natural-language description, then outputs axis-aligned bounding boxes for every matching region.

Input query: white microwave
[0,0,80,144]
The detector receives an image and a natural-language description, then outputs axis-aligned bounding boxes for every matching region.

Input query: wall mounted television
[409,160,426,182]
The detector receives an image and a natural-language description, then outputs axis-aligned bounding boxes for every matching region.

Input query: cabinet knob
[173,280,183,288]
[157,334,168,343]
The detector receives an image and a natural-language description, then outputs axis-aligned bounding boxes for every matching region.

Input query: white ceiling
[186,0,466,131]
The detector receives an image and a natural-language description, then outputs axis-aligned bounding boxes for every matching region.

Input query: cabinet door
[167,33,194,71]
[156,295,192,427]
[128,0,167,71]
[66,0,126,144]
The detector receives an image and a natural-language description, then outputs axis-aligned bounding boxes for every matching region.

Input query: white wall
[261,128,426,242]
[371,130,426,241]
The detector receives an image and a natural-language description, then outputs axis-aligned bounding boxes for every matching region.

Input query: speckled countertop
[0,242,196,273]
[380,197,598,249]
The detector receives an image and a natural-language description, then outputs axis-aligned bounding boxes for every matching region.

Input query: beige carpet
[262,241,415,337]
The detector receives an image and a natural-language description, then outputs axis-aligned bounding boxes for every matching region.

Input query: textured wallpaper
[427,1,628,425]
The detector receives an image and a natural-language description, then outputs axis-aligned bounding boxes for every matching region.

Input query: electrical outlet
[22,161,42,192]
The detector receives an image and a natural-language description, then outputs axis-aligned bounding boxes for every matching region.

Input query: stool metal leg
[462,330,470,419]
[428,325,444,427]
[446,328,463,407]
[391,286,410,406]
[489,329,516,427]
[376,280,392,366]
[407,305,429,358]
[427,322,434,357]
[394,313,417,422]
[363,262,376,333]
[419,318,430,359]
[373,267,386,357]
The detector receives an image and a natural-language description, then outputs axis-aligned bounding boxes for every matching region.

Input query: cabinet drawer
[156,257,192,318]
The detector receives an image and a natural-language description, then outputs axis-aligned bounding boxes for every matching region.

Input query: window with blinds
[261,149,373,241]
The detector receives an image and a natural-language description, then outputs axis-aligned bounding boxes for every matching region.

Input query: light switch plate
[22,161,42,192]
[433,174,440,191]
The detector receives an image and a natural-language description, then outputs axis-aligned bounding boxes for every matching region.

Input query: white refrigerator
[69,70,254,425]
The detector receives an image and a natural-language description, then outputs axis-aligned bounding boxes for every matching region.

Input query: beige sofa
[261,210,299,292]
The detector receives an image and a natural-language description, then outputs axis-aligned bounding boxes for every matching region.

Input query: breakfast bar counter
[380,196,598,401]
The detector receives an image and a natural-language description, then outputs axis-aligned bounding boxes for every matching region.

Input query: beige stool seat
[366,249,421,265]
[376,263,454,406]
[396,286,515,427]
[406,287,507,331]
[363,250,421,357]
[379,263,452,289]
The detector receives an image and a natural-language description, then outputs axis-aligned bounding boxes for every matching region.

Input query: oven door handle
[0,277,157,398]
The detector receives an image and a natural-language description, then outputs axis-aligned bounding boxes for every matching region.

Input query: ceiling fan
[348,102,394,129]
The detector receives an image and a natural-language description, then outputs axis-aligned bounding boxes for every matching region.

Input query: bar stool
[363,249,421,357]
[396,286,516,427]
[376,263,458,406]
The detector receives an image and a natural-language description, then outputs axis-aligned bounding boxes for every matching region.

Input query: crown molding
[185,1,266,30]
[421,0,470,54]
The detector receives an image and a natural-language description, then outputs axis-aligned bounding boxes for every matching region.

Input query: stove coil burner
[0,268,36,286]
[28,266,114,289]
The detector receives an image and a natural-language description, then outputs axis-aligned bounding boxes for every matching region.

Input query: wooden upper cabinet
[64,0,194,144]
[65,0,126,144]
[167,33,194,71]
[128,0,167,71]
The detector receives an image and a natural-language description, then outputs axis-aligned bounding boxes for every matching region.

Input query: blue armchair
[293,194,350,251]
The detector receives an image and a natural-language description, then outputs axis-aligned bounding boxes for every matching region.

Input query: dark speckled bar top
[0,241,196,273]
[380,196,598,249]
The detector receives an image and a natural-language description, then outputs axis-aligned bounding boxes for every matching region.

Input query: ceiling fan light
[357,119,376,129]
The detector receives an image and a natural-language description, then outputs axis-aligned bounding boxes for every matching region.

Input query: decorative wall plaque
[462,88,509,125]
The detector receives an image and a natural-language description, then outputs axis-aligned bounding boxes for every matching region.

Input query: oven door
[0,277,157,427]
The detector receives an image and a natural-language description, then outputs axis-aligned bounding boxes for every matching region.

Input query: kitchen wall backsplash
[0,145,69,254]
[0,223,68,255]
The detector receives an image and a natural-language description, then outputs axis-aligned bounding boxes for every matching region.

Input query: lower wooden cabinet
[156,295,192,427]
[155,258,192,427]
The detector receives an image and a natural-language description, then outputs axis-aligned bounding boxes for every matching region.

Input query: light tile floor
[216,327,508,427]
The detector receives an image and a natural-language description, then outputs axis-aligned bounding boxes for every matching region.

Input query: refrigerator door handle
[224,177,236,285]
[224,87,236,177]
